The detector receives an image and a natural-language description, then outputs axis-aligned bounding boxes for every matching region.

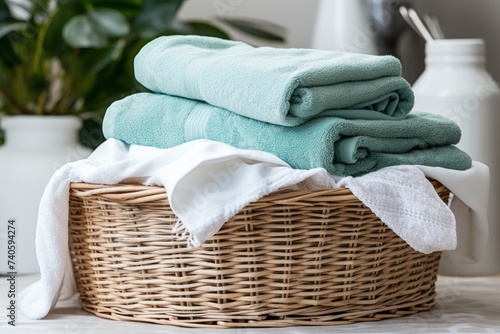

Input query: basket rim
[69,179,445,204]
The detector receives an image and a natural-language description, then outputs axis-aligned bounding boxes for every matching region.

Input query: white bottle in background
[413,39,500,276]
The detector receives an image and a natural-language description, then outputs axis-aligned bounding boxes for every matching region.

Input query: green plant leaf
[6,1,32,18]
[85,0,142,18]
[134,0,183,38]
[79,116,105,149]
[61,9,130,50]
[73,38,140,112]
[0,21,25,39]
[219,18,286,42]
[0,36,20,67]
[0,0,13,22]
[43,1,85,56]
[63,14,107,48]
[89,8,130,37]
[32,1,53,14]
[172,20,230,40]
[76,40,125,76]
[27,72,47,92]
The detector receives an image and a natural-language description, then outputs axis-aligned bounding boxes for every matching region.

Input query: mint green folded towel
[103,93,471,176]
[134,35,414,126]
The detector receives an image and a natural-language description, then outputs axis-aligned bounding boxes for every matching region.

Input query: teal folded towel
[103,93,471,176]
[134,35,414,126]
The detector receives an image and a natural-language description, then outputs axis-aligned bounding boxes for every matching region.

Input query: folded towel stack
[103,35,471,176]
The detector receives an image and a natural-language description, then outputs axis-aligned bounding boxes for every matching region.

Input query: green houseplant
[0,0,285,147]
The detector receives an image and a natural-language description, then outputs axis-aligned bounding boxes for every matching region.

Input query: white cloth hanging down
[19,138,489,320]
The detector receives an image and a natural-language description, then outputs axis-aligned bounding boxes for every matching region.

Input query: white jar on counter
[413,39,500,276]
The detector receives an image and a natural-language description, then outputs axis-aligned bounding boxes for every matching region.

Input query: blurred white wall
[178,0,319,47]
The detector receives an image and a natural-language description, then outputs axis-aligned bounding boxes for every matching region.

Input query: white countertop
[1,274,499,333]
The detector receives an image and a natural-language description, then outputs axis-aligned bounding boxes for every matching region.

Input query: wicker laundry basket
[68,180,449,328]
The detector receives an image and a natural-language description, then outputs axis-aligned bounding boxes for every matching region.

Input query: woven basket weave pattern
[68,181,448,328]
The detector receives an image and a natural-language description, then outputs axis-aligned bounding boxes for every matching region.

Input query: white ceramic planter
[0,115,92,274]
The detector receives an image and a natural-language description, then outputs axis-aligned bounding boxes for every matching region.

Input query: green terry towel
[134,35,414,126]
[103,93,471,176]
